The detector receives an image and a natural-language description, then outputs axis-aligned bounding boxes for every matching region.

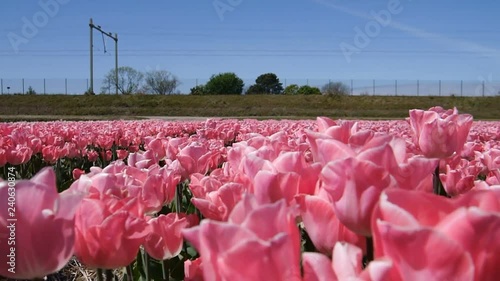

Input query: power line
[0,49,498,57]
[1,48,498,53]
[0,53,495,58]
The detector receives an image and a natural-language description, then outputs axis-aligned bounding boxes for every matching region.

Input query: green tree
[204,72,244,95]
[190,85,206,95]
[144,70,179,95]
[247,73,283,95]
[322,81,350,96]
[26,86,36,95]
[297,85,321,95]
[245,84,266,95]
[101,66,144,95]
[283,84,300,95]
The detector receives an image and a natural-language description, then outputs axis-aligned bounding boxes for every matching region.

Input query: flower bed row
[1,107,500,280]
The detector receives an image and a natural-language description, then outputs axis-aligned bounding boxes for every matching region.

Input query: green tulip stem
[142,249,151,281]
[363,236,374,268]
[175,183,183,213]
[96,268,104,281]
[104,269,114,281]
[162,259,170,280]
[433,163,449,197]
[126,264,134,281]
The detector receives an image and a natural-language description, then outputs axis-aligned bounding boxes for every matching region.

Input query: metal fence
[0,78,499,96]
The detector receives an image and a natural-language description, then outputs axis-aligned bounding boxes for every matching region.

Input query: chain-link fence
[1,78,499,96]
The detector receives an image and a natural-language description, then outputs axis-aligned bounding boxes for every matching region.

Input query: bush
[204,72,244,95]
[322,81,350,96]
[84,88,95,95]
[283,84,300,95]
[297,85,321,95]
[190,85,206,95]
[26,86,36,95]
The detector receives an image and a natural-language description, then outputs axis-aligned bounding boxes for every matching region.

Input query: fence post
[22,78,25,94]
[0,79,3,95]
[461,80,463,97]
[350,79,353,95]
[373,80,375,96]
[44,79,46,95]
[439,80,441,96]
[417,80,419,96]
[65,78,68,95]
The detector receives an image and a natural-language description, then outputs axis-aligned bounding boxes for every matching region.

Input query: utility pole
[115,33,118,95]
[89,18,119,95]
[90,18,93,94]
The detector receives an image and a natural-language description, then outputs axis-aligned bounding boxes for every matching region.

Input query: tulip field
[1,106,500,281]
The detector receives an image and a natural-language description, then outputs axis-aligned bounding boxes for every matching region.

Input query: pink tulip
[272,151,322,196]
[0,168,82,279]
[409,106,473,158]
[486,170,500,186]
[253,170,301,205]
[240,151,276,182]
[478,148,500,171]
[440,164,475,196]
[302,242,392,281]
[302,252,337,281]
[131,172,179,214]
[372,189,500,281]
[183,195,302,281]
[87,150,99,162]
[100,150,112,161]
[320,134,434,236]
[0,148,7,167]
[322,157,395,236]
[128,150,158,169]
[144,213,198,261]
[311,138,355,165]
[116,149,129,160]
[177,142,219,177]
[295,195,365,255]
[316,116,338,132]
[145,137,167,160]
[128,144,140,153]
[189,173,224,198]
[306,120,374,164]
[74,193,149,269]
[30,137,43,154]
[184,258,204,281]
[190,182,246,221]
[70,171,125,197]
[394,155,437,192]
[72,168,85,180]
[6,145,32,165]
[227,142,264,176]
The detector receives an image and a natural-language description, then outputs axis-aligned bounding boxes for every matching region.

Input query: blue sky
[0,0,500,94]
